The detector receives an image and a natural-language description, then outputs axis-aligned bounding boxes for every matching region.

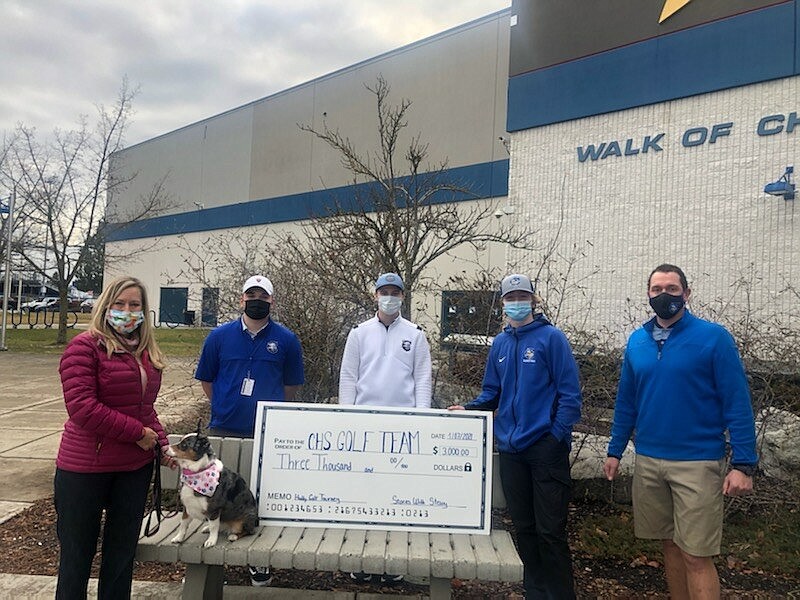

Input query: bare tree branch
[0,79,172,343]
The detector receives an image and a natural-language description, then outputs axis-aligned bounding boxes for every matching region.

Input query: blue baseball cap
[375,272,404,291]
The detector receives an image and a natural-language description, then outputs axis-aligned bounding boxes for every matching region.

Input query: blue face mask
[503,300,532,322]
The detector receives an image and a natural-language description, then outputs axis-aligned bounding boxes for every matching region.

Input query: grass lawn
[1,313,210,356]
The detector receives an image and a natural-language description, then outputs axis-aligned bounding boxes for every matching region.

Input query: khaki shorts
[632,455,725,557]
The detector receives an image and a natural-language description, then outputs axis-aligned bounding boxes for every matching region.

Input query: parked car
[19,298,42,312]
[31,297,60,312]
[80,298,96,313]
[44,298,83,312]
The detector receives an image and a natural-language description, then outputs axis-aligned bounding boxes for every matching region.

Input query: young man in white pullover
[339,272,432,409]
[338,272,433,585]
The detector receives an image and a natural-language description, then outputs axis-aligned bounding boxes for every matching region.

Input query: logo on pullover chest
[401,340,412,351]
[266,341,278,354]
[522,348,536,363]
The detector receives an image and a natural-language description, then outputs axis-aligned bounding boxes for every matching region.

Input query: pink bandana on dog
[181,463,220,496]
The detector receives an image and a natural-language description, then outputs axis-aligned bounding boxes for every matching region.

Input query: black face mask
[244,299,271,320]
[649,292,685,320]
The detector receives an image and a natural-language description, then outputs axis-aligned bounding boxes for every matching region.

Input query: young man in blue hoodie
[604,264,757,600]
[450,273,582,599]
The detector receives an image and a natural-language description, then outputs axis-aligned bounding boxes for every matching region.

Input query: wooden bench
[137,435,523,599]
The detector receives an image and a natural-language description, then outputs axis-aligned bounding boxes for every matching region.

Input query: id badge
[241,377,255,397]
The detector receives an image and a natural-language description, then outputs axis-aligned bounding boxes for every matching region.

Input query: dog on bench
[167,427,258,548]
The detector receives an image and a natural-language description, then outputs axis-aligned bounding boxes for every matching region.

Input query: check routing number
[251,402,493,534]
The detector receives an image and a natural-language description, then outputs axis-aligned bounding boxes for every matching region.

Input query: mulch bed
[1,498,797,598]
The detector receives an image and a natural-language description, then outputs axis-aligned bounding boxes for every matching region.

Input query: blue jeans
[500,434,576,599]
[54,463,153,599]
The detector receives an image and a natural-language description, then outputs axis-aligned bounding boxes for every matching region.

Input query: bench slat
[338,529,367,572]
[491,530,524,581]
[239,439,254,487]
[451,534,478,580]
[471,534,501,581]
[430,533,454,579]
[177,525,213,564]
[247,525,283,566]
[218,438,240,470]
[271,527,305,569]
[315,528,345,571]
[221,528,261,566]
[293,528,326,570]
[361,530,388,575]
[384,531,409,576]
[136,513,184,562]
[160,434,182,488]
[407,532,431,577]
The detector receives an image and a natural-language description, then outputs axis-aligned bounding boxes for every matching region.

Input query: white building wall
[509,76,800,340]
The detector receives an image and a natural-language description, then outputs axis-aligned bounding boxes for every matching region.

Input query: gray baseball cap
[500,274,535,297]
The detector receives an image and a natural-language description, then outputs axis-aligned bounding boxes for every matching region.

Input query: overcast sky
[0,1,510,146]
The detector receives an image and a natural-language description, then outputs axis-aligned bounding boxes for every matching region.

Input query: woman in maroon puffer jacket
[54,275,174,600]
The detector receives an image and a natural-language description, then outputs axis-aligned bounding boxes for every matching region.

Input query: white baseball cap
[242,275,274,295]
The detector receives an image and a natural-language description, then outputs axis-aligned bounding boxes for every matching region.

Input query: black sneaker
[381,574,404,584]
[349,572,374,583]
[249,566,272,587]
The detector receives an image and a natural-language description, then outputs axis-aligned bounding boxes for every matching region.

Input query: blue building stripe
[795,0,799,73]
[107,159,510,242]
[507,2,797,131]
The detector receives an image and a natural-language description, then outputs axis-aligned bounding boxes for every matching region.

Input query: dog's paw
[171,534,185,544]
[203,537,218,548]
[228,533,240,542]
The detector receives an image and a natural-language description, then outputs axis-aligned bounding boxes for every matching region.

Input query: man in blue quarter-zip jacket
[604,264,757,600]
[450,273,582,599]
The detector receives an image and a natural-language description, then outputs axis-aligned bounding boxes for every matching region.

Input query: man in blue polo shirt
[196,274,304,436]
[195,274,304,586]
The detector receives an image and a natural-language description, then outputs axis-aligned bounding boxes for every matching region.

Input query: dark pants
[500,434,576,599]
[54,463,153,600]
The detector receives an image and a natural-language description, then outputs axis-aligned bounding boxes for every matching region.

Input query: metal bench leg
[182,563,224,600]
[429,577,452,600]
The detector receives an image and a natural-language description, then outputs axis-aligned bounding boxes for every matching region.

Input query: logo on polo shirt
[522,347,536,363]
[266,341,278,354]
[402,340,411,352]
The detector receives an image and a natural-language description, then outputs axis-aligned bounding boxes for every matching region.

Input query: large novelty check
[251,402,493,534]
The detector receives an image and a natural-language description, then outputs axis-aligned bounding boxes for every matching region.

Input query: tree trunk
[57,286,69,344]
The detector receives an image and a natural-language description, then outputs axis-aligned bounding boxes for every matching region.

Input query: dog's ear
[196,419,202,436]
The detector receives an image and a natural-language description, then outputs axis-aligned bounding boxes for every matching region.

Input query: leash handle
[143,444,164,537]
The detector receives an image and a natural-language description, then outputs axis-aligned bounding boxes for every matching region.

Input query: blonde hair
[88,275,166,369]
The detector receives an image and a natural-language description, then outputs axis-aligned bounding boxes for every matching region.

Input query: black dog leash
[143,444,164,537]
